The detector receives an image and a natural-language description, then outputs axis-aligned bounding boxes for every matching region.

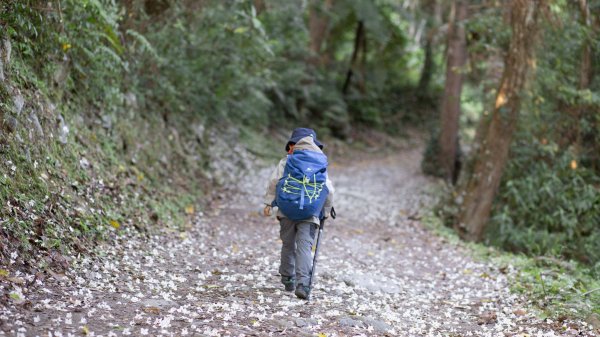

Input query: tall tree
[455,0,544,241]
[574,0,599,169]
[578,0,592,90]
[342,20,366,94]
[308,0,334,65]
[567,0,594,155]
[417,0,442,94]
[438,0,467,183]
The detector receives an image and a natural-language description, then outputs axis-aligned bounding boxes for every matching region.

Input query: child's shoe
[281,276,295,291]
[295,284,310,299]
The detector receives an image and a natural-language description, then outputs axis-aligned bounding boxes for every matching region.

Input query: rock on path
[0,144,596,336]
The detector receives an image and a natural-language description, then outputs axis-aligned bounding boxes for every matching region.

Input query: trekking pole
[307,207,336,302]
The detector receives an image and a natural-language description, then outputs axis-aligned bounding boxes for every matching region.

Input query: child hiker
[263,128,335,299]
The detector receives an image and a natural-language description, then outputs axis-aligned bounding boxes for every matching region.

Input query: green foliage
[465,6,511,87]
[421,127,443,177]
[132,1,276,127]
[423,208,600,318]
[1,0,125,104]
[508,256,600,318]
[483,1,600,267]
[425,1,600,269]
[488,143,600,265]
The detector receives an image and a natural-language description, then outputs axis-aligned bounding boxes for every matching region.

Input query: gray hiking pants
[279,218,317,286]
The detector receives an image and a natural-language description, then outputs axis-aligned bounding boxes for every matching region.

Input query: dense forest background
[0,0,599,317]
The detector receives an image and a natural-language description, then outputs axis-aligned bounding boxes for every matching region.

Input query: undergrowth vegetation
[486,2,600,268]
[426,1,600,273]
[423,210,600,319]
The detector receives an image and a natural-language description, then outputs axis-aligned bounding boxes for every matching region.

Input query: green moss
[0,91,207,264]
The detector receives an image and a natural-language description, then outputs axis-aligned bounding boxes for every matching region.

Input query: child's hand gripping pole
[307,207,336,302]
[263,205,273,217]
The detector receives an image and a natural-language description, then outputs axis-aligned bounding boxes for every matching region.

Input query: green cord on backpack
[273,150,329,220]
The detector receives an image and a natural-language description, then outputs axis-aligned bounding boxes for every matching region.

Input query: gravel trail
[0,142,596,336]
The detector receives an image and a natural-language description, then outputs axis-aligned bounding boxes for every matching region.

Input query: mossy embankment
[1,55,214,270]
[0,41,289,272]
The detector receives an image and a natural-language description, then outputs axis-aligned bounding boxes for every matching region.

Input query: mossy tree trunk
[455,0,543,241]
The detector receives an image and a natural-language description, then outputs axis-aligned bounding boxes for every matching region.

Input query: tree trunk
[578,0,592,90]
[438,0,467,183]
[418,37,434,93]
[358,23,367,94]
[254,0,266,15]
[572,0,592,154]
[455,0,542,241]
[342,21,365,95]
[121,0,136,33]
[417,0,441,93]
[308,0,334,65]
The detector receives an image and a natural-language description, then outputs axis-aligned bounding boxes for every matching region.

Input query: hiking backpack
[274,149,329,220]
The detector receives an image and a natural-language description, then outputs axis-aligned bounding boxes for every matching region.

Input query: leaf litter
[0,145,597,337]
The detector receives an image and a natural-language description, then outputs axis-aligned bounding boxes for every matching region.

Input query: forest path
[1,139,594,337]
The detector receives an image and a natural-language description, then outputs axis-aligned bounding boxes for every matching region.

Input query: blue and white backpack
[273,149,329,220]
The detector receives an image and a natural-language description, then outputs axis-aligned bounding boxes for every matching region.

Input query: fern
[126,29,161,61]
